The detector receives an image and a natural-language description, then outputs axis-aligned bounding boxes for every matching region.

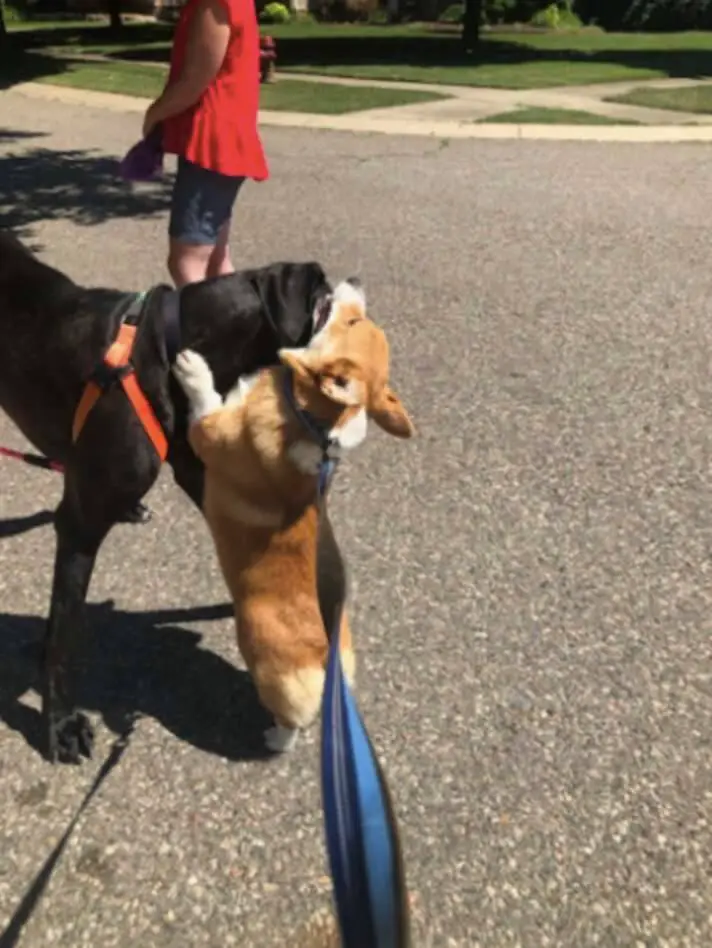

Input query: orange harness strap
[72,321,168,462]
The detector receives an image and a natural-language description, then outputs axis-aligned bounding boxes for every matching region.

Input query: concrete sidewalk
[275,72,712,127]
[26,44,712,132]
[39,46,712,127]
[12,80,712,143]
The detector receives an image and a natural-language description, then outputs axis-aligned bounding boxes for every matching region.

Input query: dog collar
[282,368,339,496]
[161,288,182,366]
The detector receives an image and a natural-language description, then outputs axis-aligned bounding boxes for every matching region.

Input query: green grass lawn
[480,106,640,124]
[608,82,712,114]
[9,19,712,89]
[2,54,446,113]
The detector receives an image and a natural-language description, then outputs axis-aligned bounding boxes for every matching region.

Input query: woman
[143,0,268,287]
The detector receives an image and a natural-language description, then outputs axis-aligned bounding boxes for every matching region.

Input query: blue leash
[320,582,410,948]
[282,370,411,947]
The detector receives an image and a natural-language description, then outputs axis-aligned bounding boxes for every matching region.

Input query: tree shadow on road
[0,130,173,243]
[0,598,275,764]
[0,129,49,145]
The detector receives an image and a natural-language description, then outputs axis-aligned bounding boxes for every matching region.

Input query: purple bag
[118,125,164,182]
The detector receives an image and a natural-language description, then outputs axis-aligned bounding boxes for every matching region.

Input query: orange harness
[71,295,168,462]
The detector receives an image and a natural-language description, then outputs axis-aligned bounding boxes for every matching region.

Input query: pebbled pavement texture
[2,89,712,947]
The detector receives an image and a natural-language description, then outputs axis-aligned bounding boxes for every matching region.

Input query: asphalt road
[2,89,712,947]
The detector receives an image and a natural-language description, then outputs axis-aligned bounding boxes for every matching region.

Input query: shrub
[367,6,390,23]
[438,2,464,22]
[484,0,518,22]
[576,0,712,29]
[483,1,561,24]
[315,0,379,22]
[530,1,560,25]
[623,0,712,29]
[259,1,291,24]
[531,0,583,27]
[558,1,584,25]
[3,0,31,20]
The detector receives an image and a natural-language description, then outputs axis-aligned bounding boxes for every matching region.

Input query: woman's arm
[143,0,231,137]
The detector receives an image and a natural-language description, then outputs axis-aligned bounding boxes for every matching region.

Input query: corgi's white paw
[173,349,222,421]
[174,349,214,396]
[264,724,299,754]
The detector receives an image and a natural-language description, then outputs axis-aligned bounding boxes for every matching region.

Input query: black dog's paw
[119,502,152,525]
[48,711,95,764]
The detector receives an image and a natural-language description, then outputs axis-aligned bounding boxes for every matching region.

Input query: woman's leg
[206,221,234,279]
[168,240,213,288]
[168,158,245,288]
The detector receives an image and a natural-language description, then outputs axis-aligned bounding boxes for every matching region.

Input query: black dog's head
[178,261,333,395]
[248,260,332,350]
[166,261,334,508]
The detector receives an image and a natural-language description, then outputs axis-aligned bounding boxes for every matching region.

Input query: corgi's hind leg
[257,665,326,754]
[264,723,299,754]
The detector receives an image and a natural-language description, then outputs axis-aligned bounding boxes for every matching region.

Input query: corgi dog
[172,279,414,753]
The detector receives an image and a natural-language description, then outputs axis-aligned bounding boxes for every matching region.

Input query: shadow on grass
[0,598,274,764]
[13,21,172,52]
[112,30,712,80]
[8,20,712,79]
[0,48,74,89]
[119,30,539,68]
[0,141,173,238]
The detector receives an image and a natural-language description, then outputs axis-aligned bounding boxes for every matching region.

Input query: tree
[107,0,123,32]
[462,0,483,51]
[0,0,7,44]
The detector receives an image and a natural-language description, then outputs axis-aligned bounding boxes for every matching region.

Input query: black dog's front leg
[42,503,109,764]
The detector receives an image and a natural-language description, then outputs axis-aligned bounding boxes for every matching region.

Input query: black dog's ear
[250,261,332,348]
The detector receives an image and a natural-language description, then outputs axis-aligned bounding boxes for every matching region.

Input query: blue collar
[282,368,339,497]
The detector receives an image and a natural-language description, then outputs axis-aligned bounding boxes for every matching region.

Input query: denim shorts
[169,156,246,246]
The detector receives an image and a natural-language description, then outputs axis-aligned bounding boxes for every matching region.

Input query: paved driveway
[2,89,712,947]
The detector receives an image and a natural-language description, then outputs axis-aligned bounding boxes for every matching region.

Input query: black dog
[0,231,340,765]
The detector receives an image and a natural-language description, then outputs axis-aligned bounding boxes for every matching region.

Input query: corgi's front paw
[173,349,223,421]
[264,724,299,754]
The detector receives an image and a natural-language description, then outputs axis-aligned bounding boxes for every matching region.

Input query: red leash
[0,446,63,473]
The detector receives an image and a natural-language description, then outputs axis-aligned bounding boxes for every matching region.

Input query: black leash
[161,288,182,367]
[0,716,138,948]
[0,446,62,473]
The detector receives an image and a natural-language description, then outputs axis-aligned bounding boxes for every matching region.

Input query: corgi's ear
[278,347,317,382]
[279,350,365,407]
[369,385,415,439]
[318,357,364,407]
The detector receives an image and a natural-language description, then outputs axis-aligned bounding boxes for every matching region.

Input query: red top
[162,0,269,181]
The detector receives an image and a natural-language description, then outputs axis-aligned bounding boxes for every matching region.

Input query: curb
[10,81,712,143]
